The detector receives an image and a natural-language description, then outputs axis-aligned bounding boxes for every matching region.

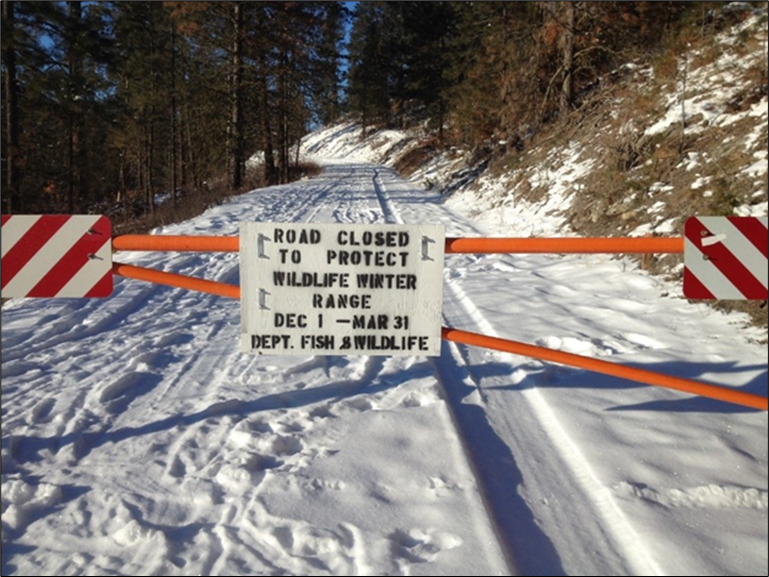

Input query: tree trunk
[278,49,289,184]
[2,0,21,213]
[68,1,84,213]
[171,22,178,208]
[560,1,575,115]
[259,47,277,186]
[229,2,244,191]
[184,102,199,192]
[147,118,155,216]
[119,156,127,223]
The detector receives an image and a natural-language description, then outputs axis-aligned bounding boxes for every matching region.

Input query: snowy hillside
[306,11,768,243]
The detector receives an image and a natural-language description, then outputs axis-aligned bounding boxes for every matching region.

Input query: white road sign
[240,222,445,356]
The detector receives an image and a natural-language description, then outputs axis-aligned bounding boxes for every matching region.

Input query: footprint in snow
[389,528,463,568]
[98,372,163,414]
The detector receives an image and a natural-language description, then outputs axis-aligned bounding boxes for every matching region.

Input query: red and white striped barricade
[1,215,113,298]
[683,216,767,300]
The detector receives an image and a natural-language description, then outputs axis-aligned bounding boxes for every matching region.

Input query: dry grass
[395,139,440,176]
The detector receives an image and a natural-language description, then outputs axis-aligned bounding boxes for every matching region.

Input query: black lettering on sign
[356,274,417,290]
[337,230,410,247]
[278,249,302,264]
[312,293,372,309]
[351,335,430,351]
[274,227,321,244]
[352,315,389,330]
[327,250,409,267]
[300,334,335,349]
[274,313,307,328]
[273,272,349,288]
[251,334,291,349]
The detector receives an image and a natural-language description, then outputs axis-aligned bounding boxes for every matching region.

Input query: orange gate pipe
[444,237,685,254]
[441,327,768,411]
[113,235,239,252]
[112,234,685,255]
[113,262,241,299]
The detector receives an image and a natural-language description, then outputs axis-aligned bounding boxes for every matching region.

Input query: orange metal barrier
[113,262,241,300]
[445,236,685,254]
[111,233,766,411]
[113,235,239,252]
[442,327,768,411]
[107,261,768,410]
[112,235,686,255]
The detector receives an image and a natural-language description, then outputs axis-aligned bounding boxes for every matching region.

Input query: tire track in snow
[373,173,519,575]
[439,271,662,576]
[272,166,491,575]
[372,169,400,224]
[376,171,662,575]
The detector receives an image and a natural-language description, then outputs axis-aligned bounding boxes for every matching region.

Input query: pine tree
[229,1,244,190]
[111,2,175,215]
[1,1,114,214]
[2,0,21,213]
[312,1,349,126]
[348,2,392,132]
[445,2,540,147]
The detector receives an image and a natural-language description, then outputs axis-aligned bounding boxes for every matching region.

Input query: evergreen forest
[1,1,751,226]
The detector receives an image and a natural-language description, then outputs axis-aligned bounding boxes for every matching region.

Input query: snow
[3,13,768,574]
[735,199,769,217]
[644,27,768,139]
[303,122,413,166]
[3,126,767,576]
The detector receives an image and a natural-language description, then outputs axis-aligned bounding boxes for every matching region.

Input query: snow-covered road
[2,161,767,576]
